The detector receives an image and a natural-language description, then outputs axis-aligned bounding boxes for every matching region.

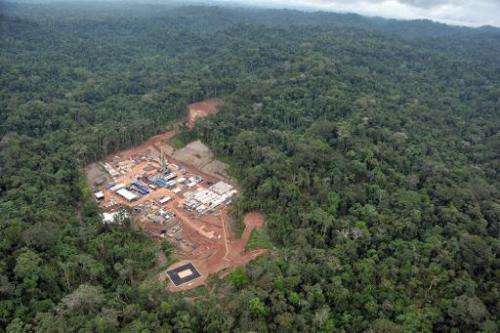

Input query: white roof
[103,163,120,177]
[103,211,128,224]
[165,173,176,180]
[159,196,172,204]
[103,212,118,223]
[178,269,193,279]
[193,188,219,205]
[110,183,126,192]
[196,204,208,213]
[117,188,139,201]
[94,191,104,199]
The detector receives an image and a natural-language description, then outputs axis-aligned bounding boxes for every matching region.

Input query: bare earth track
[159,211,266,292]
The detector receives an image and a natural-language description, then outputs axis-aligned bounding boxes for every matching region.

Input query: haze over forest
[6,0,500,27]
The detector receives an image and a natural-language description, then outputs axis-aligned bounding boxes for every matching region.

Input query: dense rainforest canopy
[0,2,499,332]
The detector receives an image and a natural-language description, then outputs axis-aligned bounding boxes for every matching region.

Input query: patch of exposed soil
[160,211,266,292]
[86,99,266,293]
[187,98,222,128]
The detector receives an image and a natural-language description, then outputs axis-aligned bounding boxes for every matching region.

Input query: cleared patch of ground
[159,211,266,292]
[85,162,110,188]
[173,140,230,180]
[173,140,213,169]
[201,160,229,179]
[86,99,266,293]
[187,98,222,128]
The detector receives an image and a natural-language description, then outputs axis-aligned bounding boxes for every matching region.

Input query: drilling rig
[159,147,168,174]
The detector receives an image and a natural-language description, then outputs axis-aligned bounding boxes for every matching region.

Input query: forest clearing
[86,100,266,291]
[187,98,222,129]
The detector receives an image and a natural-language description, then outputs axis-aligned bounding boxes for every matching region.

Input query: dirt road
[162,211,267,292]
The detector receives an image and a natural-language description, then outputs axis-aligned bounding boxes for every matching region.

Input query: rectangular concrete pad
[167,263,201,286]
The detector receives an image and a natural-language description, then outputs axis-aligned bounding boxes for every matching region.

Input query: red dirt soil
[107,129,178,161]
[87,98,267,293]
[160,211,267,292]
[187,98,222,128]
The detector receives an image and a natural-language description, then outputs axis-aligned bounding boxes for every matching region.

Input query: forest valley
[0,2,499,332]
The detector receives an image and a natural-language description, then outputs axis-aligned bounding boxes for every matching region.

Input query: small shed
[94,191,104,200]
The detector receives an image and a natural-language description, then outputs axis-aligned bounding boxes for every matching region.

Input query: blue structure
[131,181,150,195]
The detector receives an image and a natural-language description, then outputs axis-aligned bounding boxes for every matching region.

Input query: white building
[103,163,120,178]
[117,188,139,201]
[193,188,219,205]
[102,210,128,224]
[110,183,126,192]
[158,196,172,204]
